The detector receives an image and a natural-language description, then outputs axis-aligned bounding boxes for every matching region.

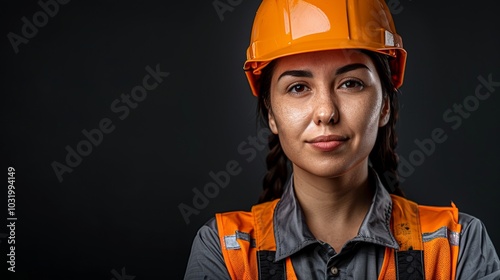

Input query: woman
[184,0,500,279]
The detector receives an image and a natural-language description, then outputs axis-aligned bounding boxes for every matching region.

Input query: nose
[313,89,338,125]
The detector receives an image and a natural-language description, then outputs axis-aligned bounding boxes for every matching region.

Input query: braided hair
[255,50,405,203]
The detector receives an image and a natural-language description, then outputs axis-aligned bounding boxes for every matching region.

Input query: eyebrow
[277,63,370,81]
[336,63,370,75]
[277,70,312,81]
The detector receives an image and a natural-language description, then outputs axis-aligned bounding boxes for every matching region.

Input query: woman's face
[268,49,390,178]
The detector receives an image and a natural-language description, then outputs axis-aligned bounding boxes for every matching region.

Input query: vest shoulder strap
[216,199,296,279]
[379,195,461,280]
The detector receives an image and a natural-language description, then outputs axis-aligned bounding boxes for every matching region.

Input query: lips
[307,135,348,152]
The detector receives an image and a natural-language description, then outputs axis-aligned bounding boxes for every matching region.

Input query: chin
[297,164,354,179]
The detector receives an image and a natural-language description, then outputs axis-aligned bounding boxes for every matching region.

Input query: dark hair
[256,50,405,203]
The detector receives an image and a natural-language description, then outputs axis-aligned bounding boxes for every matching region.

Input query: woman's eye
[340,80,364,89]
[288,84,309,94]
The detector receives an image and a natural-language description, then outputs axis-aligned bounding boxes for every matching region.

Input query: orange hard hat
[244,0,407,96]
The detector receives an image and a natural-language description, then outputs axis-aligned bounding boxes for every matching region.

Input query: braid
[259,133,289,203]
[255,60,290,203]
[364,51,405,196]
[369,89,405,196]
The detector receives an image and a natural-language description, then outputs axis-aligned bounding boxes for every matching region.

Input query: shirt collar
[273,168,399,261]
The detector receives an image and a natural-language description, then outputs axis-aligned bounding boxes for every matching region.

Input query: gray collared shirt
[184,172,500,279]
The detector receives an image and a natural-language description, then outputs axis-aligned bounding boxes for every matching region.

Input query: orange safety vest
[215,195,461,280]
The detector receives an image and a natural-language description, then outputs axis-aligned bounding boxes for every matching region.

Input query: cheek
[271,101,311,131]
[271,102,311,157]
[365,104,384,145]
[342,96,382,134]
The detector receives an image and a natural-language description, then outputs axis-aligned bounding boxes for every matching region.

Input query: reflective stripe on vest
[216,195,460,280]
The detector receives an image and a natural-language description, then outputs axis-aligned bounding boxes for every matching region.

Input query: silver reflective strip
[224,235,240,249]
[385,30,395,46]
[448,230,460,246]
[422,226,460,246]
[224,231,256,250]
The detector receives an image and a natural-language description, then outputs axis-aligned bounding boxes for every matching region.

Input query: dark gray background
[1,1,499,279]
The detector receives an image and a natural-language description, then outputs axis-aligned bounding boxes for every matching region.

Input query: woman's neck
[292,164,374,252]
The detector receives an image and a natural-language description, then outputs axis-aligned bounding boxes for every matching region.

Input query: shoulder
[186,209,258,267]
[458,212,490,233]
[198,216,218,235]
[190,217,220,255]
[456,211,497,249]
[184,217,230,279]
[457,211,499,252]
[455,212,500,278]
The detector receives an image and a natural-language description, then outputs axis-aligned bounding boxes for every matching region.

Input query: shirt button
[330,266,339,276]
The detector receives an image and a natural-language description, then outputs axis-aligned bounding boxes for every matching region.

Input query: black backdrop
[1,1,499,279]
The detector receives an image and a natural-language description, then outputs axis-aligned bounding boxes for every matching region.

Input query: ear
[268,110,279,134]
[378,95,391,127]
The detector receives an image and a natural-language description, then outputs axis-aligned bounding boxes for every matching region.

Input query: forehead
[273,49,375,72]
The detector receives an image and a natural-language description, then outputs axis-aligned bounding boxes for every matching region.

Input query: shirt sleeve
[183,217,231,280]
[455,212,500,280]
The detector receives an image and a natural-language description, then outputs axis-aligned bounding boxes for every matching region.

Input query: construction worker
[184,0,500,279]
